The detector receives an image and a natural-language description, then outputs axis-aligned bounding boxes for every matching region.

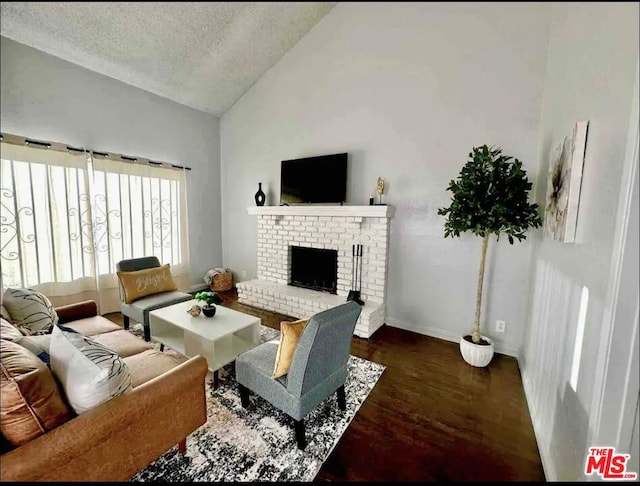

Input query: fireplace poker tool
[347,244,364,306]
[359,243,363,298]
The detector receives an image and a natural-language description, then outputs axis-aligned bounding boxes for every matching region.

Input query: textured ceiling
[0,2,336,116]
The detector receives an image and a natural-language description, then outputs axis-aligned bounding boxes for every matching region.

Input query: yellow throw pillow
[272,319,308,379]
[117,264,178,304]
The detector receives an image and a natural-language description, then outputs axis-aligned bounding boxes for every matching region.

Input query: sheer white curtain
[89,154,190,313]
[1,139,190,313]
[1,142,98,305]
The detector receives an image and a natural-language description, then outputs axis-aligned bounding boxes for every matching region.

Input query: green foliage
[437,145,542,243]
[195,291,223,306]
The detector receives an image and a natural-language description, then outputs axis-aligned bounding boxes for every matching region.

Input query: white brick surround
[237,205,394,338]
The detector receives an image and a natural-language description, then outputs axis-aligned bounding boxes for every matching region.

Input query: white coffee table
[148,299,261,388]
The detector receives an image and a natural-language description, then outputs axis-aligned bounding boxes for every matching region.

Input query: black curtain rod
[171,164,191,171]
[6,136,192,171]
[93,152,192,171]
[26,139,52,148]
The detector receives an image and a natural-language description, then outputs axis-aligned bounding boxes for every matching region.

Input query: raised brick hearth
[237,205,394,338]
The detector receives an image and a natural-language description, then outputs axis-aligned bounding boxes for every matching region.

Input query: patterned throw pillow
[0,305,12,322]
[49,326,132,414]
[2,288,58,335]
[116,264,178,304]
[272,319,309,379]
[1,317,24,342]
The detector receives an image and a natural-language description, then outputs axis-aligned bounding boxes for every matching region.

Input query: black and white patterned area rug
[127,323,385,482]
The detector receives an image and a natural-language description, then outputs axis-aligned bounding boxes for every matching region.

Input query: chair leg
[239,384,250,408]
[123,315,130,330]
[294,419,306,450]
[143,324,151,342]
[178,438,186,454]
[337,384,346,411]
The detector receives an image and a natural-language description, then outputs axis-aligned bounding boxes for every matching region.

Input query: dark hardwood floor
[106,289,545,482]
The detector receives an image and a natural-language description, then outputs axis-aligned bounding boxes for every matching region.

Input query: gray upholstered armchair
[235,301,362,449]
[116,256,192,342]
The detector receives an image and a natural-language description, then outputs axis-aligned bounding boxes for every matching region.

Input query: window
[1,141,189,299]
[90,157,185,277]
[1,144,92,288]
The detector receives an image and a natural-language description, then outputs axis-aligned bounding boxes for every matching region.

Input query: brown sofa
[0,300,208,482]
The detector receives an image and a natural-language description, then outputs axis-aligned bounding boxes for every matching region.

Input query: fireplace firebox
[289,246,338,294]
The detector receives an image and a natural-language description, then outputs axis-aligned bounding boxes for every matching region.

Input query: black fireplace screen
[289,246,338,294]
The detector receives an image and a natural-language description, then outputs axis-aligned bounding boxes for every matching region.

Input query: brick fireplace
[237,205,394,338]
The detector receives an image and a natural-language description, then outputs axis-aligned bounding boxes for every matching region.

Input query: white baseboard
[520,368,555,481]
[385,317,519,358]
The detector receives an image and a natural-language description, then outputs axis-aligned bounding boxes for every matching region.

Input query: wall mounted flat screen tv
[280,153,348,204]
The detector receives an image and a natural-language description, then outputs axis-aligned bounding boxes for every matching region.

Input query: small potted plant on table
[194,291,223,318]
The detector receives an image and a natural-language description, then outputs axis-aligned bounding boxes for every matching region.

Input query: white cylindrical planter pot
[459,335,494,367]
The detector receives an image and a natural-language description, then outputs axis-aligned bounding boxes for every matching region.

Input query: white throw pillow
[2,288,58,335]
[50,326,132,414]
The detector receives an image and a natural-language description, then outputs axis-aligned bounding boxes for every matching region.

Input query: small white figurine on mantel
[376,177,385,205]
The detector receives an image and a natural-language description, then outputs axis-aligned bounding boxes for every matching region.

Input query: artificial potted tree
[195,291,224,318]
[438,145,541,367]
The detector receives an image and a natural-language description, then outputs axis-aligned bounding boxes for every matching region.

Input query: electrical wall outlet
[496,320,506,333]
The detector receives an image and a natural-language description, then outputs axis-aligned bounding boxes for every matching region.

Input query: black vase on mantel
[254,182,266,206]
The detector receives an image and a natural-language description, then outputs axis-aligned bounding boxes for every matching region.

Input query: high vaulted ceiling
[0,2,335,116]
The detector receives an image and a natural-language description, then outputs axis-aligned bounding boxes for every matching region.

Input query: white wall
[220,2,551,355]
[520,2,639,480]
[0,37,221,286]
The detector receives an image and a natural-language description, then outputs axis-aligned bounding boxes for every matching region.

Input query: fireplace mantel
[247,205,394,218]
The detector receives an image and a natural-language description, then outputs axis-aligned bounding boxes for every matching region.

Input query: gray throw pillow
[2,288,58,335]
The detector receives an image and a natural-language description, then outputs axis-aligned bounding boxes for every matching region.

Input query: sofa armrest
[55,300,98,324]
[0,355,209,482]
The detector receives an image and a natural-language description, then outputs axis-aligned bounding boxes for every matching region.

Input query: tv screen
[280,153,347,204]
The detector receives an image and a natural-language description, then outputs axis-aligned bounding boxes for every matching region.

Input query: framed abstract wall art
[543,120,589,243]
